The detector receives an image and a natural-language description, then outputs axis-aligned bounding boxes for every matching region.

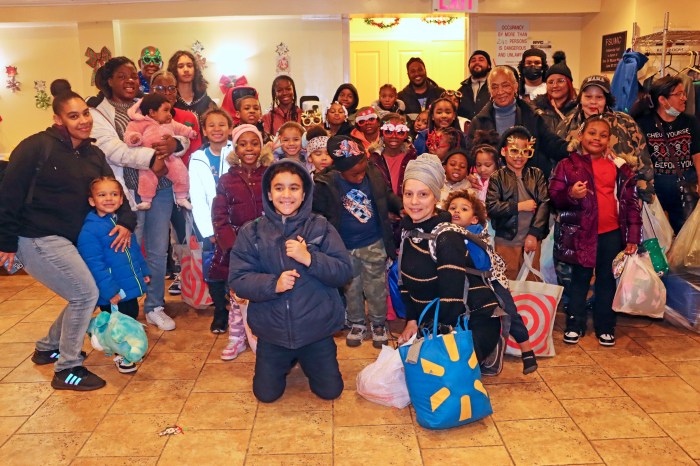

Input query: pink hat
[231,124,263,147]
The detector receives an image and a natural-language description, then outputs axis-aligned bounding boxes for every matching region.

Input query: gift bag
[176,213,213,310]
[399,299,492,430]
[642,197,674,254]
[506,252,561,357]
[357,345,410,409]
[668,203,700,275]
[613,253,666,318]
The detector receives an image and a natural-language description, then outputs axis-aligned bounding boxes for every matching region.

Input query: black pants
[468,311,502,362]
[253,336,344,403]
[207,279,229,322]
[566,229,623,336]
[655,174,687,234]
[99,298,140,320]
[492,281,529,344]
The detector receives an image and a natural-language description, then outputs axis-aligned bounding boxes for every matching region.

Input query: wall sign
[432,0,478,13]
[601,31,627,72]
[496,20,529,67]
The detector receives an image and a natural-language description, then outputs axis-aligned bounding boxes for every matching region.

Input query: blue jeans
[253,336,344,403]
[135,186,174,314]
[17,236,98,372]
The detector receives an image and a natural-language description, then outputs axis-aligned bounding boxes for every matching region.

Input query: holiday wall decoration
[191,41,207,69]
[85,46,112,86]
[5,66,21,93]
[275,42,290,74]
[34,80,51,110]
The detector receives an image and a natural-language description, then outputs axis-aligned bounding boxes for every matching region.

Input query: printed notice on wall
[601,31,627,72]
[528,40,552,62]
[496,20,529,67]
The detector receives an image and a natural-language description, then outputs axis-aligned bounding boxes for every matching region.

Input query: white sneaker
[146,306,176,331]
[114,355,137,374]
[136,201,152,210]
[175,198,193,210]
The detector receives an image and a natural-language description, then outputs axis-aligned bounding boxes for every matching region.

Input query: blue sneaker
[51,366,105,391]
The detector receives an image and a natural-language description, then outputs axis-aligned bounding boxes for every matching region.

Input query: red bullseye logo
[506,293,556,356]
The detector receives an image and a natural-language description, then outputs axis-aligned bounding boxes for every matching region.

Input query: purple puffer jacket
[548,152,642,268]
[208,165,266,281]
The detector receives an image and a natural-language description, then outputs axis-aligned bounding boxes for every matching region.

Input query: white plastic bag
[612,253,666,318]
[668,203,700,275]
[356,345,410,409]
[642,197,674,254]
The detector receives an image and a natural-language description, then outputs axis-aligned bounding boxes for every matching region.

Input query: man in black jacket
[397,57,445,120]
[457,50,492,121]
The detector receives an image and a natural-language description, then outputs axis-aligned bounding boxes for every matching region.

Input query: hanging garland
[364,18,400,29]
[422,16,457,26]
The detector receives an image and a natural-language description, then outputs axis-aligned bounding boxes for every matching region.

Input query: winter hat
[545,51,573,81]
[231,124,263,147]
[404,153,445,199]
[328,135,366,172]
[521,48,548,64]
[580,74,611,95]
[307,136,329,154]
[469,50,492,68]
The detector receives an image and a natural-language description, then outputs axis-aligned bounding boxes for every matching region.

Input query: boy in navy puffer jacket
[78,177,150,372]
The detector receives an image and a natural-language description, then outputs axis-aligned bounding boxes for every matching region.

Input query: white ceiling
[0,0,179,5]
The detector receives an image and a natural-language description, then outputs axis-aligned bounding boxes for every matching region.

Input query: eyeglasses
[356,116,378,126]
[301,114,323,126]
[506,146,535,158]
[441,90,462,99]
[381,123,410,137]
[669,91,688,98]
[546,78,567,86]
[489,83,514,92]
[141,56,162,66]
[153,85,177,94]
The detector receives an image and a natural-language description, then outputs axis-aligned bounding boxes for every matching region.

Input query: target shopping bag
[176,213,213,310]
[507,252,562,357]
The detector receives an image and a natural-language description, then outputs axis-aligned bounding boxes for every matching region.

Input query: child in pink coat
[124,93,197,210]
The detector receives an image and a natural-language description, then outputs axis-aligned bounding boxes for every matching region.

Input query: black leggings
[468,312,502,362]
[99,298,140,320]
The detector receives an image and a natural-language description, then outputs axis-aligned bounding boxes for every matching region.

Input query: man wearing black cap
[397,57,445,120]
[457,50,493,120]
[518,48,549,102]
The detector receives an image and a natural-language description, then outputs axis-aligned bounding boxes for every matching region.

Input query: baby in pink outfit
[124,93,197,210]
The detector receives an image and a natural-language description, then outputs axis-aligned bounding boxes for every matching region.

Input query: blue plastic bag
[387,260,406,318]
[399,299,493,430]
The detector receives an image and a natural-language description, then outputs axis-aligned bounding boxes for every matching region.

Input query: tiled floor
[1,272,700,465]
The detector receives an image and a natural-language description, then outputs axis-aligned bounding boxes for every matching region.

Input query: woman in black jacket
[0,86,135,392]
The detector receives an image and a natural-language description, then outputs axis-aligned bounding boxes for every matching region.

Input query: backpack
[0,143,52,205]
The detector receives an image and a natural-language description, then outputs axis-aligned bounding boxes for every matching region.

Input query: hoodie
[228,160,353,349]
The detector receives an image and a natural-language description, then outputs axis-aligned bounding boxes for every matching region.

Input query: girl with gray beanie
[397,154,502,369]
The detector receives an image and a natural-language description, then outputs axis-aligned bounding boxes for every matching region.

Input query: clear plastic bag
[668,203,700,275]
[356,345,410,409]
[613,253,666,318]
[642,197,674,254]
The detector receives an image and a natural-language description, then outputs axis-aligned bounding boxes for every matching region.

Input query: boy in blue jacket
[229,159,353,403]
[78,177,150,373]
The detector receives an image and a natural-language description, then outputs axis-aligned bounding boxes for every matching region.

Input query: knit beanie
[470,50,492,67]
[231,124,263,147]
[545,51,572,81]
[328,135,366,172]
[521,48,548,64]
[404,153,445,199]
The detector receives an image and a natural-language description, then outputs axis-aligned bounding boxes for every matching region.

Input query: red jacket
[549,152,642,268]
[208,164,266,280]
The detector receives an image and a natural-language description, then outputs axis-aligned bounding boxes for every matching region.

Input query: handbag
[175,212,213,310]
[399,298,492,430]
[612,253,666,318]
[506,252,562,357]
[357,345,411,409]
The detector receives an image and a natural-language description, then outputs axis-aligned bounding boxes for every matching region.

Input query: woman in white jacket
[89,56,189,331]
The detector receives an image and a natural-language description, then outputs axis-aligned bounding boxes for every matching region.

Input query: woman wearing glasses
[634,76,700,233]
[531,51,578,133]
[167,50,216,122]
[467,66,568,177]
[556,75,655,203]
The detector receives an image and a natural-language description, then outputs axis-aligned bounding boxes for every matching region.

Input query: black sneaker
[168,276,181,296]
[32,349,87,365]
[481,336,505,377]
[51,366,106,391]
[563,329,583,345]
[371,323,389,349]
[210,317,228,334]
[598,333,616,347]
[114,355,138,374]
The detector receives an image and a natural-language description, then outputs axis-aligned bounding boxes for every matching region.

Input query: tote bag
[506,252,562,357]
[176,212,213,310]
[399,298,492,430]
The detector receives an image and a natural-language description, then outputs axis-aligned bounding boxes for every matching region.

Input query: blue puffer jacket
[229,159,353,349]
[611,49,648,114]
[78,211,150,306]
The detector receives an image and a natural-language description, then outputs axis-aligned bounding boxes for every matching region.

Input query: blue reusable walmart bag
[399,298,492,429]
